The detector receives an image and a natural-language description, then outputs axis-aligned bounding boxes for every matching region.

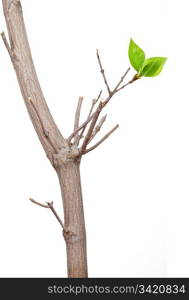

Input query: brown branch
[68,111,96,143]
[115,73,139,92]
[113,67,130,93]
[29,198,64,230]
[116,82,130,92]
[80,64,131,153]
[80,101,104,153]
[78,90,102,143]
[96,49,111,95]
[68,90,102,144]
[88,90,102,117]
[28,97,58,153]
[83,124,119,154]
[88,114,107,144]
[1,0,67,161]
[3,0,88,278]
[73,96,83,145]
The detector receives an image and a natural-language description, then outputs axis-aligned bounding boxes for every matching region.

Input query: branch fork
[29,198,64,230]
[67,49,137,157]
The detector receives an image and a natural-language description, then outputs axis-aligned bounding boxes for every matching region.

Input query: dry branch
[1,0,139,279]
[96,50,111,95]
[2,0,88,277]
[88,114,107,144]
[29,198,64,229]
[73,96,84,145]
[78,90,102,143]
[84,124,119,154]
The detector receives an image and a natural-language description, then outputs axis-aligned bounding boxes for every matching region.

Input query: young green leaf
[128,39,145,72]
[139,57,167,77]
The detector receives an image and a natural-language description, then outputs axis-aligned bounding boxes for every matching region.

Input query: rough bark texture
[2,0,88,277]
[59,162,88,277]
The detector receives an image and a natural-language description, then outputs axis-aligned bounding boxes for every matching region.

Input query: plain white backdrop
[0,0,188,277]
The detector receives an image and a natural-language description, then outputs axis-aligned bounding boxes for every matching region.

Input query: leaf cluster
[128,39,167,77]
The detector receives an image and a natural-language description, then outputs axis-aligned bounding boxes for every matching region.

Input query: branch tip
[83,124,119,154]
[96,49,111,95]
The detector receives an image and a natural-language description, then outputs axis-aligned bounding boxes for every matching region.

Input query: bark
[2,0,88,277]
[59,161,88,277]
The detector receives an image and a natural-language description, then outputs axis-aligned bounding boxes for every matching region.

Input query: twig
[96,49,111,95]
[29,198,64,229]
[73,96,84,145]
[80,101,104,152]
[79,52,133,153]
[83,124,119,154]
[28,97,57,153]
[115,73,139,92]
[1,31,13,58]
[80,66,130,151]
[116,82,130,92]
[88,114,107,144]
[78,90,102,142]
[88,90,102,117]
[68,111,96,143]
[113,67,130,93]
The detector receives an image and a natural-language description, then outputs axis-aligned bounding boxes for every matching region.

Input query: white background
[0,0,188,277]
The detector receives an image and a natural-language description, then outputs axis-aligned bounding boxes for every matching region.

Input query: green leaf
[139,57,167,77]
[128,39,145,72]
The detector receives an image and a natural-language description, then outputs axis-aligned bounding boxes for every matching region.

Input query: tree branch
[96,49,111,95]
[80,101,104,153]
[79,60,131,154]
[28,97,58,153]
[88,114,107,144]
[2,0,66,163]
[68,111,96,143]
[83,124,119,154]
[113,67,130,93]
[116,73,139,92]
[29,198,64,230]
[78,90,102,143]
[73,96,84,145]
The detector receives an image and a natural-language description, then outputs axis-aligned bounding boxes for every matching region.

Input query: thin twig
[78,90,102,143]
[96,49,111,95]
[115,73,139,92]
[28,97,57,153]
[68,111,96,143]
[88,90,102,117]
[113,67,130,93]
[83,124,119,154]
[88,114,107,144]
[1,31,13,58]
[116,82,130,92]
[80,101,104,152]
[79,52,133,153]
[80,67,130,151]
[29,198,64,229]
[68,90,102,143]
[73,96,84,145]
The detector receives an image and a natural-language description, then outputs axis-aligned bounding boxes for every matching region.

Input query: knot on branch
[8,0,22,13]
[53,144,80,168]
[63,227,84,244]
[63,228,77,243]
